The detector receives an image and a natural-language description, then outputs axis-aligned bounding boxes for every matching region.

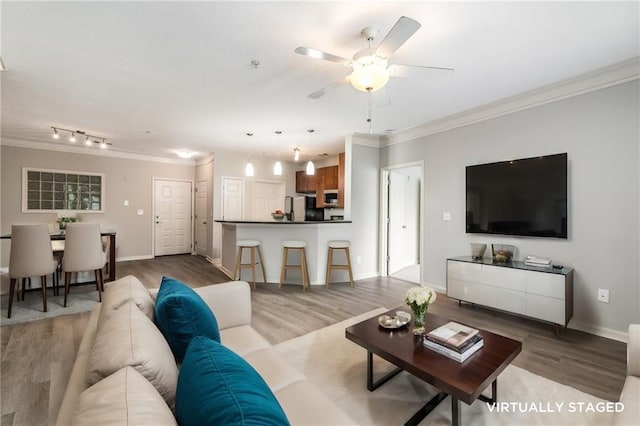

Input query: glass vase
[410,303,428,335]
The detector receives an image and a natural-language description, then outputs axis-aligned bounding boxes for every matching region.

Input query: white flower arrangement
[405,285,437,308]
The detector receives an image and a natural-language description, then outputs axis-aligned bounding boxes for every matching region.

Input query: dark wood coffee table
[345,309,522,426]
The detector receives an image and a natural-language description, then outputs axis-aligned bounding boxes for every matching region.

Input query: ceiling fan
[295,16,454,100]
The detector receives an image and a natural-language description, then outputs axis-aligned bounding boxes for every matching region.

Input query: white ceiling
[1,1,638,161]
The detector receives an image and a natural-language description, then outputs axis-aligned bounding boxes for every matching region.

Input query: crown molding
[381,57,640,147]
[0,137,196,166]
[349,132,381,148]
[196,153,215,166]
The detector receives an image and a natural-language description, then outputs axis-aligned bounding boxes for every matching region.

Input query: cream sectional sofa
[55,276,356,425]
[615,324,640,426]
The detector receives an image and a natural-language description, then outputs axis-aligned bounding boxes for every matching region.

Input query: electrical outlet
[442,212,452,221]
[356,256,361,264]
[597,288,609,303]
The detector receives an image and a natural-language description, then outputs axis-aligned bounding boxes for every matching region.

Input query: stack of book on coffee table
[423,321,484,362]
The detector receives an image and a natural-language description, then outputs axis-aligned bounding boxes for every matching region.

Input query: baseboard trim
[568,320,628,343]
[115,255,154,262]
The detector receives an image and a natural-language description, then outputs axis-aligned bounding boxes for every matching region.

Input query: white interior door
[154,179,192,256]
[222,177,244,220]
[388,170,421,275]
[252,181,285,220]
[195,180,207,256]
[388,172,407,275]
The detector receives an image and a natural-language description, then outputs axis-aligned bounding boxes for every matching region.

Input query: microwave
[324,191,338,205]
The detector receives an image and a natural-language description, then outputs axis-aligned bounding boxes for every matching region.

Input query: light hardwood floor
[0,255,627,426]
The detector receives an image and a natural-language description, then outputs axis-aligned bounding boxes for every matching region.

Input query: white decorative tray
[378,311,411,329]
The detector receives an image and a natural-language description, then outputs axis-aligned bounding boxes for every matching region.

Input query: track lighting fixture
[51,127,111,149]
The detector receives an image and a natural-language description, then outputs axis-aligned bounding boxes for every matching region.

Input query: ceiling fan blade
[308,77,349,99]
[295,47,351,65]
[376,16,421,59]
[372,87,391,108]
[389,64,455,79]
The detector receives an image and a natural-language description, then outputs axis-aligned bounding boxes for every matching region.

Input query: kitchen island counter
[216,220,353,286]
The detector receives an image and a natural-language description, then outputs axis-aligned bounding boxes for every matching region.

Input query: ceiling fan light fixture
[349,55,389,92]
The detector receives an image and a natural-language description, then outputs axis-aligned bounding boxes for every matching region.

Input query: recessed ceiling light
[177,150,193,159]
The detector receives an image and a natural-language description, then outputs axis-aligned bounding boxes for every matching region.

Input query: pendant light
[305,129,315,175]
[293,147,300,162]
[245,133,254,177]
[273,131,283,176]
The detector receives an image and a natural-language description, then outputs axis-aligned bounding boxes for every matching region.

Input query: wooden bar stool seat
[234,240,267,289]
[326,240,354,288]
[280,240,309,291]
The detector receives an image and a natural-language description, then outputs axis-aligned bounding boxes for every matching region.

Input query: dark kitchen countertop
[215,220,351,225]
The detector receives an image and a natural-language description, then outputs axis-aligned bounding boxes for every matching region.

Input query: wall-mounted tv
[466,153,567,239]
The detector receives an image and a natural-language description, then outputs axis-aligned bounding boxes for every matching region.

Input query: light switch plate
[137,209,144,216]
[442,212,451,221]
[124,200,129,206]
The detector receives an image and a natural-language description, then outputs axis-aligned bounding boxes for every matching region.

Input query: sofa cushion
[98,275,155,328]
[176,336,290,426]
[88,301,178,408]
[72,366,177,426]
[154,276,220,361]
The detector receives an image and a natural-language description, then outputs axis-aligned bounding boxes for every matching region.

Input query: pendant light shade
[306,129,315,176]
[305,160,315,175]
[273,161,282,176]
[293,147,300,162]
[273,131,283,176]
[245,161,254,176]
[245,132,254,177]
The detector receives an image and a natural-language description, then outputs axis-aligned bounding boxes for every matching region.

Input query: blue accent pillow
[176,336,290,426]
[154,276,220,361]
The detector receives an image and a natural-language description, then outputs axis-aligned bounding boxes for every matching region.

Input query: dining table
[1,229,117,282]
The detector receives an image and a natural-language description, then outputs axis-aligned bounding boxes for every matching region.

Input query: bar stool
[326,240,354,288]
[280,240,309,290]
[234,240,267,289]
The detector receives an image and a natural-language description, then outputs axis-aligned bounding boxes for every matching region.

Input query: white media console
[447,257,573,333]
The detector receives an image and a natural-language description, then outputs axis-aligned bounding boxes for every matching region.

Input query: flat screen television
[466,153,567,239]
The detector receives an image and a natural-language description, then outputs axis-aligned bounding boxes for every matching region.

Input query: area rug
[274,308,616,425]
[0,286,99,326]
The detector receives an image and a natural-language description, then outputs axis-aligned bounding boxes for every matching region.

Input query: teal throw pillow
[176,336,290,426]
[154,276,220,361]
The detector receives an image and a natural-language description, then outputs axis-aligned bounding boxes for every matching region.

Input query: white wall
[211,149,295,260]
[349,142,380,280]
[378,81,639,337]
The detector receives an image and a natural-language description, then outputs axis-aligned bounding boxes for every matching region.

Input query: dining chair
[62,222,107,307]
[8,224,58,318]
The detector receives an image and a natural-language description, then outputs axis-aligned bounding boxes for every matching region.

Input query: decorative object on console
[525,255,552,267]
[491,244,515,263]
[404,285,436,335]
[57,216,77,230]
[470,243,487,259]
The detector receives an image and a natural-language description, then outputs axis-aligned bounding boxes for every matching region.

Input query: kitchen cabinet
[337,152,345,208]
[296,171,316,194]
[315,165,339,207]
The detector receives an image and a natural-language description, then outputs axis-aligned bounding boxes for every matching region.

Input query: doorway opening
[380,162,423,284]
